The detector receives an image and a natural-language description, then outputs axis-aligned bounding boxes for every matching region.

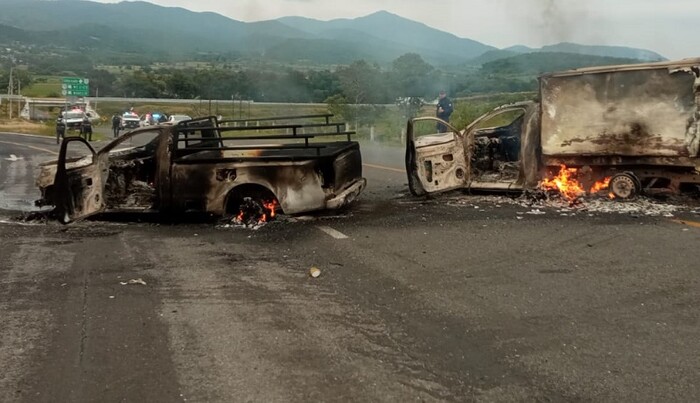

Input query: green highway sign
[62,77,89,85]
[62,77,90,96]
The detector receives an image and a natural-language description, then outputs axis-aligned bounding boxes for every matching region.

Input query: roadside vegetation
[0,42,644,147]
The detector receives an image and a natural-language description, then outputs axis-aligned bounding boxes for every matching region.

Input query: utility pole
[17,78,21,118]
[7,67,13,119]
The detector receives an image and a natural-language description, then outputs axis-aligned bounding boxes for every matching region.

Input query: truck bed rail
[174,115,357,158]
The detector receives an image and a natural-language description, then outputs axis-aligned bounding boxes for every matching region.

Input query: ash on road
[1,132,700,402]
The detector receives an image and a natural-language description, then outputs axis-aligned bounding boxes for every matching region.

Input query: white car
[120,112,141,130]
[167,114,192,124]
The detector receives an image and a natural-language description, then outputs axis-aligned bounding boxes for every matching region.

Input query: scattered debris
[7,210,53,225]
[119,278,147,286]
[309,267,321,278]
[525,209,546,215]
[219,221,267,230]
[445,192,688,217]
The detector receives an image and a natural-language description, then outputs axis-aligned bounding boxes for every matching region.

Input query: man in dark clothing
[81,116,93,141]
[436,90,454,133]
[111,114,120,137]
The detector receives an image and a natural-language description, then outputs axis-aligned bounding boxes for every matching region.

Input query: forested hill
[0,0,492,65]
[0,0,665,66]
[481,52,641,75]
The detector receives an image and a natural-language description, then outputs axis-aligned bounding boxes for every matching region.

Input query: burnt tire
[224,185,279,225]
[609,172,640,200]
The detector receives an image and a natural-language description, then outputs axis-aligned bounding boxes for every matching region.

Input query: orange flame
[263,201,277,219]
[589,177,611,194]
[540,165,611,200]
[235,199,278,225]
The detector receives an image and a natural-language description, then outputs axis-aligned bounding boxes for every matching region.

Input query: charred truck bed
[36,114,367,223]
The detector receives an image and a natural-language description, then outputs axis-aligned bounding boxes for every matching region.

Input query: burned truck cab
[406,101,539,196]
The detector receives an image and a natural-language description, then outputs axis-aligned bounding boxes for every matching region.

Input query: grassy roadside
[0,119,55,136]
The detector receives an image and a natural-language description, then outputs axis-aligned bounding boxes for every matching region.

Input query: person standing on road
[111,114,120,137]
[81,116,93,142]
[56,116,65,145]
[436,90,454,133]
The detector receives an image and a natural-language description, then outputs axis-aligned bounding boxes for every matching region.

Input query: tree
[86,68,117,97]
[336,60,385,104]
[0,68,33,94]
[165,71,197,99]
[390,53,435,98]
[117,71,163,98]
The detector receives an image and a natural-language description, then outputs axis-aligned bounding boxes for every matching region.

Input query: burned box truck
[406,58,700,199]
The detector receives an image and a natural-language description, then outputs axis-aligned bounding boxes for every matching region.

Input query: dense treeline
[4,50,640,104]
[0,52,537,104]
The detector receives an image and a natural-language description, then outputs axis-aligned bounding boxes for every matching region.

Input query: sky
[92,0,700,60]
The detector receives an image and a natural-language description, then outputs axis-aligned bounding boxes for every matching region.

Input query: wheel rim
[610,174,638,199]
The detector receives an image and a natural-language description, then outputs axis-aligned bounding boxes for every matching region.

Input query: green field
[22,76,63,97]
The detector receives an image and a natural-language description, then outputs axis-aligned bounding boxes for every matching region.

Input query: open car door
[464,102,536,191]
[405,117,469,196]
[54,137,108,224]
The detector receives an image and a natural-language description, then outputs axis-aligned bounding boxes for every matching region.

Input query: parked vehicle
[120,112,141,130]
[167,114,192,124]
[36,114,366,223]
[140,112,169,127]
[406,58,700,199]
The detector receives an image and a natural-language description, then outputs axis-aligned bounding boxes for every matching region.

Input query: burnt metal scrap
[406,58,700,201]
[36,114,367,223]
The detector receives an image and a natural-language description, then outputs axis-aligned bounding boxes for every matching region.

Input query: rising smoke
[505,0,595,46]
[537,0,592,44]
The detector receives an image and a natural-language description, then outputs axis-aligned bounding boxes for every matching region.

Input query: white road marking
[5,154,23,161]
[0,220,44,226]
[317,226,349,239]
[363,163,405,173]
[0,140,58,155]
[0,131,54,139]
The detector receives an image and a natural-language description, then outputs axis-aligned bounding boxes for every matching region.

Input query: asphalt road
[1,132,700,402]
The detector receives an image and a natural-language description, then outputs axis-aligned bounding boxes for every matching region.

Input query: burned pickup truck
[36,114,366,223]
[406,58,700,199]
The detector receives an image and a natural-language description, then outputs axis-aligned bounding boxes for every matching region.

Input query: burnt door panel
[405,117,468,196]
[54,137,107,223]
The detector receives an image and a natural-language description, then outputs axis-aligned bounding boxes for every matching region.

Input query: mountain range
[0,0,667,66]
